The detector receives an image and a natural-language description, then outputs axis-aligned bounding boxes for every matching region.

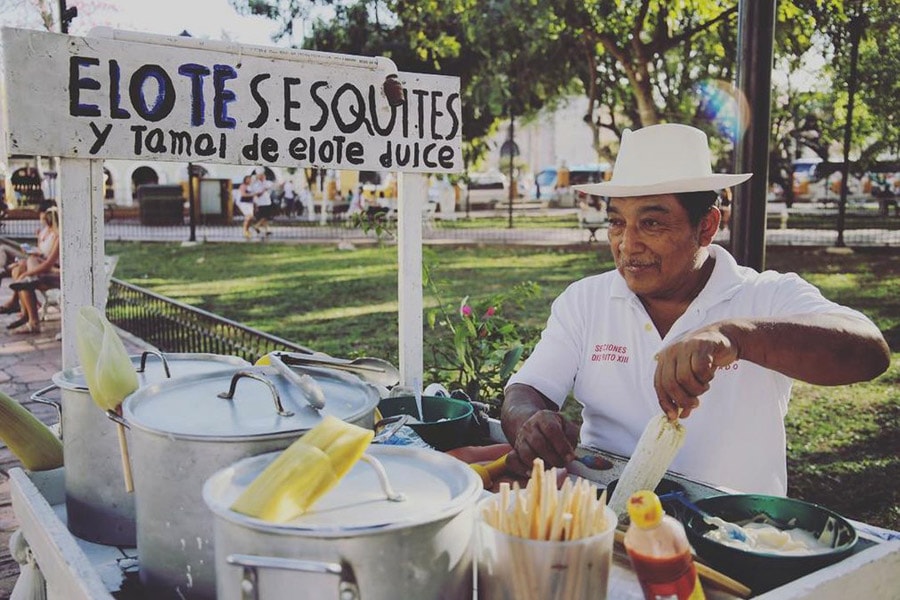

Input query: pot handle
[137,350,172,378]
[217,370,295,417]
[226,554,360,600]
[30,384,63,438]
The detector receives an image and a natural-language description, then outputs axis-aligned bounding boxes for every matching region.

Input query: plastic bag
[9,530,47,600]
[74,306,139,411]
[375,425,432,448]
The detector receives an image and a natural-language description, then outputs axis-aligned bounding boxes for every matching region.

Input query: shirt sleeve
[506,281,587,407]
[762,270,874,323]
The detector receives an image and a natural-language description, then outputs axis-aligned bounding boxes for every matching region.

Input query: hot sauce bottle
[624,490,706,600]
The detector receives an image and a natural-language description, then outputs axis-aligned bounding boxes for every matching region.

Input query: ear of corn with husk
[74,306,139,411]
[608,413,686,517]
[231,415,374,523]
[0,390,63,471]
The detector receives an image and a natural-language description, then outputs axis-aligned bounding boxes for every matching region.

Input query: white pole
[58,158,105,369]
[396,172,428,390]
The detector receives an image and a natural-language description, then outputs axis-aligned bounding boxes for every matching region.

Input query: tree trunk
[631,64,659,126]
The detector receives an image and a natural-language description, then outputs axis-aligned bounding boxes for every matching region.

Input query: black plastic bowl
[683,494,858,594]
[377,395,475,451]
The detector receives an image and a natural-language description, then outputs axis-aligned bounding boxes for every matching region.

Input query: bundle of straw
[480,460,612,600]
[482,458,608,542]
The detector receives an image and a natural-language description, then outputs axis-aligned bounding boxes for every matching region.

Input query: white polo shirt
[508,244,873,494]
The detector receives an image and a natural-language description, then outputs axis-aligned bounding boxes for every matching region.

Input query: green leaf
[499,345,525,379]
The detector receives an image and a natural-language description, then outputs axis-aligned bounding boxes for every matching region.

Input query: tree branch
[650,5,738,56]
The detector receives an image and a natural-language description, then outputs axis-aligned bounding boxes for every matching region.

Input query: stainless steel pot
[119,365,380,600]
[33,351,249,546]
[203,445,482,600]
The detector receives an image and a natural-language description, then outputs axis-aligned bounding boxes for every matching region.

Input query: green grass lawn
[107,241,900,530]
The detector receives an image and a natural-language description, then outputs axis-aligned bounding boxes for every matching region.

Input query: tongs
[272,351,401,388]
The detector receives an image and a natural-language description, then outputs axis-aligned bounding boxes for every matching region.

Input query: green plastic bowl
[377,395,475,451]
[682,494,858,594]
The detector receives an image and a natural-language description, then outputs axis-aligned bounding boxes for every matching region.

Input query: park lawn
[107,241,899,529]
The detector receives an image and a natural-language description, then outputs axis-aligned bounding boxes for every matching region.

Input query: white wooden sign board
[0,27,461,384]
[0,27,462,173]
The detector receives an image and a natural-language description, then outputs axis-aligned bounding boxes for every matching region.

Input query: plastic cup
[477,495,617,600]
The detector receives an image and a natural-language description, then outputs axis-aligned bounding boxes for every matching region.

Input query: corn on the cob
[0,391,63,471]
[231,415,373,523]
[608,414,686,517]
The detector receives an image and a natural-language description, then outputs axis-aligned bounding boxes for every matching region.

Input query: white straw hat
[572,124,751,197]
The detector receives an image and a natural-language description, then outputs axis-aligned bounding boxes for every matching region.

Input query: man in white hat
[501,123,890,495]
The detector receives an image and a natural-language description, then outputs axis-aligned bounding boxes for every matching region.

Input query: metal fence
[3,202,899,247]
[106,278,314,363]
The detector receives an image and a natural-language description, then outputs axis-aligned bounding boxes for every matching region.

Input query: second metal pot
[36,351,249,547]
[120,365,380,600]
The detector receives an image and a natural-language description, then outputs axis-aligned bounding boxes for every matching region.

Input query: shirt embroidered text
[591,343,629,363]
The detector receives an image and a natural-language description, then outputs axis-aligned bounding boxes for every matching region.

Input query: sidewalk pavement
[0,276,153,597]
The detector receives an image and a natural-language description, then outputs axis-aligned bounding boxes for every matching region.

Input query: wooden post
[58,158,105,369]
[397,172,427,390]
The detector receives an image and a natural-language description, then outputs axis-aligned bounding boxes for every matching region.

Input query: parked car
[457,171,509,210]
[532,163,611,207]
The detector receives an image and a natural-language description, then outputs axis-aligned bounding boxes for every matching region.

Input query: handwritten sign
[0,28,462,173]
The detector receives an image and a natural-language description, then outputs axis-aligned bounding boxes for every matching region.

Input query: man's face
[606,194,714,301]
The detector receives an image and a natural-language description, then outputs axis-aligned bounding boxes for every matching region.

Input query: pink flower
[484,306,496,317]
[461,305,473,317]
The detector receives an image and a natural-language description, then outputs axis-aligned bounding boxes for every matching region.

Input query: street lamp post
[507,105,515,229]
[187,163,197,242]
[58,0,77,33]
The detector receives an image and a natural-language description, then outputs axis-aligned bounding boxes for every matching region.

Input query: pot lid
[53,352,250,392]
[122,365,379,439]
[203,445,482,534]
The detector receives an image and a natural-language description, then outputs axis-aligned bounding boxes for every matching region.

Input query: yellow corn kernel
[231,415,373,523]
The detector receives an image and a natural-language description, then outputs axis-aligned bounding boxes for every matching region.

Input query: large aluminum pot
[119,365,380,600]
[203,444,482,600]
[33,351,249,546]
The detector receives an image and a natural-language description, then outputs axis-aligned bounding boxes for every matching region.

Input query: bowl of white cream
[681,494,858,594]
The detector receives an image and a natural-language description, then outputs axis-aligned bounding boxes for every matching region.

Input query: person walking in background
[251,170,274,237]
[298,180,315,222]
[282,178,297,218]
[348,185,364,216]
[237,175,257,240]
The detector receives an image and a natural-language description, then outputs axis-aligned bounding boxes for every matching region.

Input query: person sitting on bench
[3,207,60,334]
[0,200,56,286]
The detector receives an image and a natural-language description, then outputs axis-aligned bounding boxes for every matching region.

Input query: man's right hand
[501,384,580,477]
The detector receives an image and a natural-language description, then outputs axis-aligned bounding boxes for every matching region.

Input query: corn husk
[74,306,138,411]
[231,415,374,523]
[0,390,63,471]
[74,306,139,492]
